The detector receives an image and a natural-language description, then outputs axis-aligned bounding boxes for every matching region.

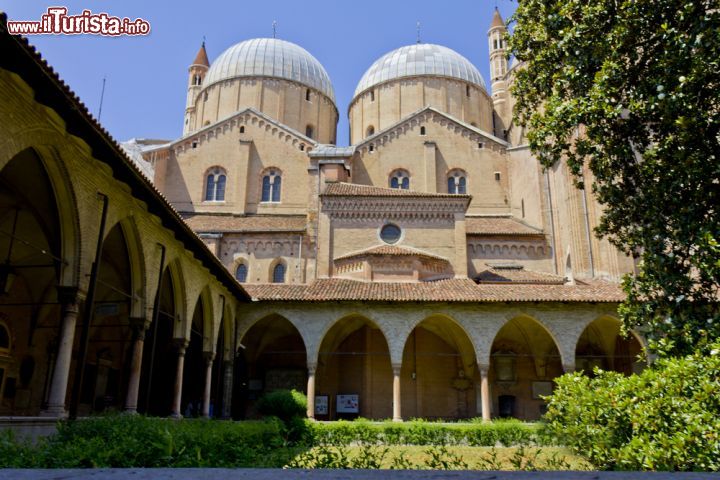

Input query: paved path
[1,470,719,479]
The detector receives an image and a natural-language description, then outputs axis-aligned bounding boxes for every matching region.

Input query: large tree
[508,0,719,356]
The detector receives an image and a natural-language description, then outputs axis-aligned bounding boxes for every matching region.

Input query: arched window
[420,126,426,136]
[204,167,227,201]
[306,89,311,101]
[389,169,410,190]
[272,262,286,283]
[447,170,467,194]
[235,263,248,283]
[366,125,375,137]
[261,169,282,203]
[370,90,375,102]
[305,125,314,139]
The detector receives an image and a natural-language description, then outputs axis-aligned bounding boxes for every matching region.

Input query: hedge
[307,418,542,446]
[0,415,297,468]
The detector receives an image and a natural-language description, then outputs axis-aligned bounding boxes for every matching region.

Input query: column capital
[562,362,576,374]
[478,363,490,375]
[129,317,150,340]
[203,351,216,365]
[56,286,81,307]
[391,363,402,376]
[307,362,317,375]
[173,338,189,355]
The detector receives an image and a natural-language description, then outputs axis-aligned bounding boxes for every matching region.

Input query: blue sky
[2,1,517,146]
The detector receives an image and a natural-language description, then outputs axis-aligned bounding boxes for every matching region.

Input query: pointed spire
[491,7,505,29]
[192,40,209,67]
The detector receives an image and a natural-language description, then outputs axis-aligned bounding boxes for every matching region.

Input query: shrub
[255,389,307,424]
[0,414,296,468]
[543,346,720,471]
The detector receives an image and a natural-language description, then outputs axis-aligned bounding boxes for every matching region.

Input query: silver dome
[354,43,486,98]
[203,38,335,104]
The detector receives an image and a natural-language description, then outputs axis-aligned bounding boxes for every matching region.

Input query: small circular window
[380,224,402,244]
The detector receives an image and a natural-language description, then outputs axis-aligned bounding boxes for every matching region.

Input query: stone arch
[110,216,147,319]
[237,313,308,419]
[0,144,81,287]
[316,314,392,419]
[401,314,479,420]
[488,314,563,420]
[138,262,179,416]
[76,220,137,414]
[575,315,646,375]
[186,287,215,352]
[163,259,187,338]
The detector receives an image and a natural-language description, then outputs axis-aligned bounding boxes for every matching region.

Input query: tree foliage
[508,0,720,355]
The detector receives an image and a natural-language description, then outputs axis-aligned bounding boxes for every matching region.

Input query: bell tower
[488,8,509,137]
[184,41,210,135]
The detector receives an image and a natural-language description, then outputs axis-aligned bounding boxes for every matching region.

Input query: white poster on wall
[336,394,359,413]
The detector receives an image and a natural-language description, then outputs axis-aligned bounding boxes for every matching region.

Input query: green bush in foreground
[256,389,307,424]
[543,347,720,471]
[0,415,294,468]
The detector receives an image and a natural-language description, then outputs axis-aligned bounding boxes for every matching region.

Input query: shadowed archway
[489,316,562,420]
[401,315,477,420]
[238,314,307,418]
[317,315,391,420]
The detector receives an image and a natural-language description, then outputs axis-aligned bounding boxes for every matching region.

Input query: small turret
[488,8,509,137]
[184,41,210,135]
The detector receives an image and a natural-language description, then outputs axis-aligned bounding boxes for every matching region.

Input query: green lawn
[285,445,593,470]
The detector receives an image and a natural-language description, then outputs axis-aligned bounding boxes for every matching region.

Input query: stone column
[42,287,80,418]
[201,352,215,418]
[392,363,402,422]
[306,363,316,419]
[479,364,491,422]
[221,359,234,419]
[170,339,188,418]
[124,318,149,413]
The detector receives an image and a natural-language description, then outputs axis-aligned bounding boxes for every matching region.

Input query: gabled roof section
[466,216,544,236]
[354,106,509,151]
[175,107,317,147]
[0,15,249,301]
[335,244,448,262]
[323,182,471,199]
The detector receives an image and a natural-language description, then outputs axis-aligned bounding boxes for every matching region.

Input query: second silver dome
[354,43,486,98]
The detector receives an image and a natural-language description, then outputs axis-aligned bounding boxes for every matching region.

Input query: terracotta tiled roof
[193,43,210,67]
[466,217,544,236]
[244,278,624,303]
[335,245,448,262]
[475,265,565,285]
[323,182,471,198]
[183,214,306,233]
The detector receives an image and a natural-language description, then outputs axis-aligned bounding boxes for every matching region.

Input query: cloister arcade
[236,305,645,421]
